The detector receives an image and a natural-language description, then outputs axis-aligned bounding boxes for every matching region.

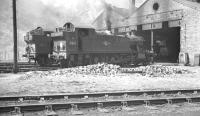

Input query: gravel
[122,65,192,77]
[65,63,121,75]
[20,63,121,80]
[20,63,193,80]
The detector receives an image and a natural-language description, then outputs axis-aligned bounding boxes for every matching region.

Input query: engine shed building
[113,0,200,66]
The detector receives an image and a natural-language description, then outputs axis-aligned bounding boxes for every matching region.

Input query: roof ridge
[92,10,105,25]
[173,0,200,11]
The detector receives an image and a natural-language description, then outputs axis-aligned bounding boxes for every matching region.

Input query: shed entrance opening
[153,27,180,63]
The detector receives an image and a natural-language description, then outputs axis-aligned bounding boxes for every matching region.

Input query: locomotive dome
[63,22,75,32]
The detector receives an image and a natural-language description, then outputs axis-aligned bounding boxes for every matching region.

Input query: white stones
[63,63,121,76]
[123,65,191,77]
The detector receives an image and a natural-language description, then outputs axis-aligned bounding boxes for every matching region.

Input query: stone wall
[179,8,200,66]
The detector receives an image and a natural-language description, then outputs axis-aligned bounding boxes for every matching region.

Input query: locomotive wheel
[60,59,67,68]
[36,55,49,67]
[37,57,44,66]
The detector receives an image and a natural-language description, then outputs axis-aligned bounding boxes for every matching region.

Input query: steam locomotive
[24,22,152,67]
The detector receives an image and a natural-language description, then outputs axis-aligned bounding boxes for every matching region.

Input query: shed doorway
[153,27,180,63]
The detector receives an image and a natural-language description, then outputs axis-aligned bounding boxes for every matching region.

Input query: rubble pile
[19,63,121,79]
[122,65,191,77]
[20,64,193,79]
[66,63,121,75]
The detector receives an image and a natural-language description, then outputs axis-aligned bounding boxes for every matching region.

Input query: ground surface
[0,64,200,96]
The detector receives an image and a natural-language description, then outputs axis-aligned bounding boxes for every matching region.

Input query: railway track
[0,62,60,73]
[1,89,200,115]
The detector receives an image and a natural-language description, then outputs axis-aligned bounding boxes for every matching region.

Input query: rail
[0,89,200,115]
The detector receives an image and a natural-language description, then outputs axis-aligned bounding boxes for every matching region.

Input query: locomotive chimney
[105,3,112,32]
[106,19,111,32]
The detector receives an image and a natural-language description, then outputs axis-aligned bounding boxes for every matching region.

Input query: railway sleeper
[39,97,45,103]
[123,93,129,98]
[193,91,198,95]
[177,91,182,96]
[1,97,200,114]
[97,103,109,113]
[70,104,84,115]
[144,100,159,110]
[82,95,89,99]
[167,99,173,105]
[184,98,200,106]
[17,98,24,103]
[1,90,200,114]
[104,94,109,98]
[10,107,23,116]
[121,101,136,111]
[186,98,192,103]
[44,105,58,116]
[64,96,69,100]
[165,99,180,108]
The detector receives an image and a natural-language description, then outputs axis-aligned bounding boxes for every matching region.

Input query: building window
[153,3,159,11]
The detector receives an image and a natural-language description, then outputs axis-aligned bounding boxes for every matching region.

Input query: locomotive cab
[24,27,53,65]
[64,26,95,67]
[129,35,148,65]
[51,22,77,67]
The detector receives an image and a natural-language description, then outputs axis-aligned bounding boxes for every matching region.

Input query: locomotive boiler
[24,22,150,67]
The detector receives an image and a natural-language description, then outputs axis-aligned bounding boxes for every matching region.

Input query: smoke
[102,1,112,30]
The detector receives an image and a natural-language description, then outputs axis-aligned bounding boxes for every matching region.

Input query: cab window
[54,41,66,52]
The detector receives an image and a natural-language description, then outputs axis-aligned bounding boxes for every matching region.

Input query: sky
[40,0,144,9]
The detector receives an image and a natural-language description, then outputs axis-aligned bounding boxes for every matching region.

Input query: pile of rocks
[66,63,121,76]
[21,64,192,79]
[20,63,121,79]
[122,65,191,77]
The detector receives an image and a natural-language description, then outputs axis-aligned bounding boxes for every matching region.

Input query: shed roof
[127,0,200,24]
[173,0,200,10]
[135,0,200,13]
